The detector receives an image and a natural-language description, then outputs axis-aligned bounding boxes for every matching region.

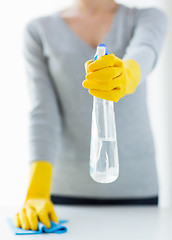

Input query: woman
[14,0,167,231]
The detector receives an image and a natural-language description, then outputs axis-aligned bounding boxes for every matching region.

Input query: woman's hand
[82,54,141,102]
[14,198,58,230]
[13,161,57,230]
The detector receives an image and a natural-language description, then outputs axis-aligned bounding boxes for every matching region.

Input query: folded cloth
[7,218,68,235]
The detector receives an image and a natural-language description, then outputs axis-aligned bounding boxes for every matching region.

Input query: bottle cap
[94,44,109,60]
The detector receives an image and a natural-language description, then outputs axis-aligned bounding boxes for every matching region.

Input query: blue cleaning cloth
[7,218,68,235]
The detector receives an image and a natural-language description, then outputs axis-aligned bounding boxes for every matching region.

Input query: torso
[30,4,159,198]
[59,4,119,49]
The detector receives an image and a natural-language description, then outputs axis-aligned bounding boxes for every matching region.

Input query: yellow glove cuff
[25,161,52,201]
[123,59,141,95]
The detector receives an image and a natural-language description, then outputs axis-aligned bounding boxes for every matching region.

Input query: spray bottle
[89,44,119,183]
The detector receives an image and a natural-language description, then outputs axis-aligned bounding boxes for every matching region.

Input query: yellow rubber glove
[13,161,58,230]
[82,53,141,102]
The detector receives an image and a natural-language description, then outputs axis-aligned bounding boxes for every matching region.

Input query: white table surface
[1,205,172,240]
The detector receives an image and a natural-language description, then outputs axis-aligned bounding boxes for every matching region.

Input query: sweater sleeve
[23,19,62,165]
[123,7,167,84]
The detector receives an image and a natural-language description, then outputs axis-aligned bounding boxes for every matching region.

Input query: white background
[0,0,171,208]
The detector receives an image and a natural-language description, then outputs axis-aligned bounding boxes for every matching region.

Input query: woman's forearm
[25,161,53,201]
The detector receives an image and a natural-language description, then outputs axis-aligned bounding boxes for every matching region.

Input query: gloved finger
[89,89,122,102]
[86,67,122,82]
[88,54,123,72]
[82,79,107,90]
[49,208,58,223]
[85,59,94,73]
[26,206,38,231]
[82,78,122,91]
[13,213,21,228]
[18,208,30,230]
[38,211,51,229]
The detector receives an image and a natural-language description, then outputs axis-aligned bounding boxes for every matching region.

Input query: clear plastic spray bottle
[89,44,119,183]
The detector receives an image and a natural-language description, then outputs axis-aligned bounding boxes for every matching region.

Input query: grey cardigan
[23,4,167,198]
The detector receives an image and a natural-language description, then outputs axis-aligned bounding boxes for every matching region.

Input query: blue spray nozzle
[98,43,106,47]
[94,44,109,60]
